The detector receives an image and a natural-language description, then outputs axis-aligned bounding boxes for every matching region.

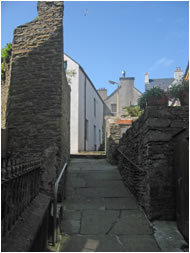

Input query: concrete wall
[118,106,189,220]
[6,1,70,195]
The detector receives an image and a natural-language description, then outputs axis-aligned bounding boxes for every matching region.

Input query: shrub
[138,87,167,109]
[122,105,143,117]
[169,80,189,99]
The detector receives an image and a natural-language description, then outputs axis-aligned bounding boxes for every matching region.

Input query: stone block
[80,210,119,235]
[146,118,171,128]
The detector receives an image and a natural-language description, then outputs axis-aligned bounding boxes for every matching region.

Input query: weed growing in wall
[1,43,12,82]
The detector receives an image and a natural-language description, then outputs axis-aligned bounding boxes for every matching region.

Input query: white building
[64,54,104,154]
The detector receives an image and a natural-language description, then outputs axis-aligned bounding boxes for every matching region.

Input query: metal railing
[117,148,145,172]
[53,162,68,246]
[1,159,41,237]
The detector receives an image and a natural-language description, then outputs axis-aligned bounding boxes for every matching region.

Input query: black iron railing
[1,159,41,236]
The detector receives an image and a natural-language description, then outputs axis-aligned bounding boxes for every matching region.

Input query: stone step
[70,153,106,159]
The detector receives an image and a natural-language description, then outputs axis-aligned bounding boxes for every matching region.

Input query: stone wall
[1,61,11,129]
[105,116,132,164]
[6,1,70,195]
[106,123,121,164]
[118,106,189,220]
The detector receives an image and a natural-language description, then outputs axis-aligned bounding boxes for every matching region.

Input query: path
[60,158,160,252]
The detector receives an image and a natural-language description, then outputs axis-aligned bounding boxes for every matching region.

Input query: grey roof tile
[146,78,174,90]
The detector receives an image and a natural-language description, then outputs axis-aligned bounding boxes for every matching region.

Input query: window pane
[111,104,116,113]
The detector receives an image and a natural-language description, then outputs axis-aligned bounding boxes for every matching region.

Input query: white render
[64,54,104,154]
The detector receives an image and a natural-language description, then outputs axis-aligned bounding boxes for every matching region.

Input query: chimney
[144,72,149,84]
[97,88,107,101]
[174,67,183,81]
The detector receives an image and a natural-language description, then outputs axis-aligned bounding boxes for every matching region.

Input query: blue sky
[1,1,189,94]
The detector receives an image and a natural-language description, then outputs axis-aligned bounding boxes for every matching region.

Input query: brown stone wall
[118,106,189,220]
[6,1,70,195]
[1,61,11,129]
[106,123,121,165]
[105,116,132,165]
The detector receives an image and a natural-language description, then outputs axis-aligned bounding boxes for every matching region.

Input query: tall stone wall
[118,106,189,220]
[6,1,70,195]
[1,61,11,129]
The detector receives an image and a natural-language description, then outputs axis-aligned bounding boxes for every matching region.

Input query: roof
[64,53,104,104]
[116,120,133,125]
[146,78,174,90]
[104,86,121,101]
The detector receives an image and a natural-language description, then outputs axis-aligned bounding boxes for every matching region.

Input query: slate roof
[146,78,174,90]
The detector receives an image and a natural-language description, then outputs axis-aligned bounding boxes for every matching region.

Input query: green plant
[137,95,147,110]
[122,105,143,117]
[1,43,12,82]
[169,80,189,99]
[66,69,76,84]
[1,43,12,63]
[138,87,167,109]
[1,63,5,80]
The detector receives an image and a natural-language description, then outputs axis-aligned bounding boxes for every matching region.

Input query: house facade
[64,54,104,154]
[98,75,142,117]
[144,67,184,91]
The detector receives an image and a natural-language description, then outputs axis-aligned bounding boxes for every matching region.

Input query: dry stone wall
[118,106,189,220]
[6,1,70,195]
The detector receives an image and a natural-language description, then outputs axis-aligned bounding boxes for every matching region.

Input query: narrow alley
[59,158,160,252]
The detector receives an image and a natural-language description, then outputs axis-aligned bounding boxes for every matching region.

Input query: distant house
[97,74,142,116]
[184,63,189,81]
[64,54,104,154]
[145,67,184,91]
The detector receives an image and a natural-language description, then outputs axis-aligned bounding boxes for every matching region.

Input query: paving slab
[63,198,105,211]
[110,209,153,235]
[86,179,126,188]
[60,235,126,252]
[80,210,119,235]
[62,210,82,221]
[104,197,139,210]
[61,220,80,234]
[152,221,189,252]
[60,158,160,252]
[118,235,160,252]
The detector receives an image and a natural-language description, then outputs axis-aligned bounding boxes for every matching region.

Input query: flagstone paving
[60,158,160,252]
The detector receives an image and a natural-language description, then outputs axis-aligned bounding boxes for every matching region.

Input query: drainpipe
[84,77,87,151]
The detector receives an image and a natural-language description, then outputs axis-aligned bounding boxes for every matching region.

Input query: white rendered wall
[64,54,79,154]
[85,76,104,151]
[78,69,85,151]
[64,54,104,153]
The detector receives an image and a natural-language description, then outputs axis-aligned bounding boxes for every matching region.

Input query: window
[111,104,117,113]
[64,61,67,71]
[94,98,96,117]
